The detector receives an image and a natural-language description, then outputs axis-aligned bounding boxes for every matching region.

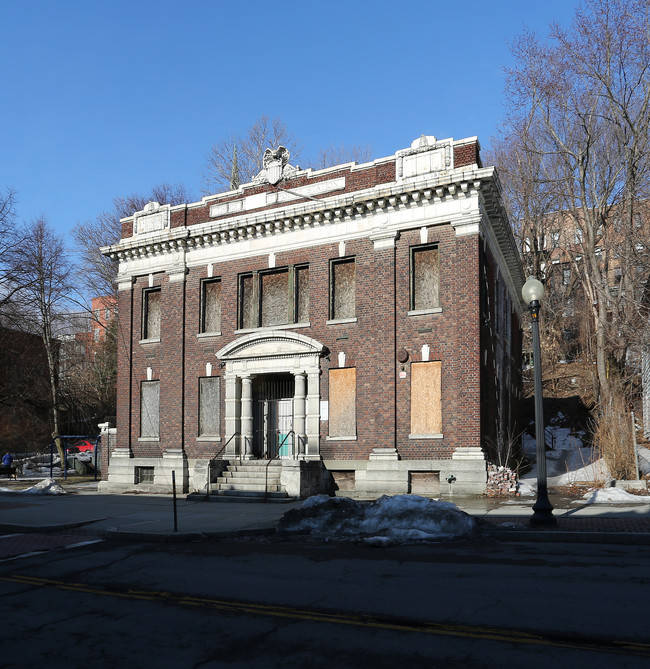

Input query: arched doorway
[216,331,326,460]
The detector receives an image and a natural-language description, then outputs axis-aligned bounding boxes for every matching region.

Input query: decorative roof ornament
[411,134,437,149]
[253,145,297,185]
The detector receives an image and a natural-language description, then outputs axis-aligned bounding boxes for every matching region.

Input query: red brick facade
[102,135,523,496]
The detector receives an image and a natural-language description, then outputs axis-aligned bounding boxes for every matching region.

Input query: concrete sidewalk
[1,481,650,544]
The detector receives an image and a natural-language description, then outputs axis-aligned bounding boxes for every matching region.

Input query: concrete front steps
[189,460,295,503]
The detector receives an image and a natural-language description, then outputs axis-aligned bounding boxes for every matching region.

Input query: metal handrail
[206,432,241,499]
[50,434,101,481]
[264,430,305,502]
[544,426,555,451]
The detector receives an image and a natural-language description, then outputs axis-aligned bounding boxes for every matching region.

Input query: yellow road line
[2,573,648,657]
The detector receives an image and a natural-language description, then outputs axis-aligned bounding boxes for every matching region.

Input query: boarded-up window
[140,380,160,438]
[239,274,255,329]
[201,279,221,333]
[331,259,355,319]
[329,367,356,437]
[409,471,441,495]
[261,270,289,326]
[411,246,440,310]
[295,265,309,323]
[143,288,161,339]
[199,377,220,437]
[410,361,442,435]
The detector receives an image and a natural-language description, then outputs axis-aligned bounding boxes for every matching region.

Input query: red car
[68,439,96,453]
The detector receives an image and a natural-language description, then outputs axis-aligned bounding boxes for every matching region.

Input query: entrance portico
[217,331,325,461]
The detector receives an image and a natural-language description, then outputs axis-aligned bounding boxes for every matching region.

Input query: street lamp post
[522,276,556,528]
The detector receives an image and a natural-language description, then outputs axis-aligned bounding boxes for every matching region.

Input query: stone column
[305,370,321,460]
[293,372,307,458]
[224,372,240,457]
[240,375,254,459]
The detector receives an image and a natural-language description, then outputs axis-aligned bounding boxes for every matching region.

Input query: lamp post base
[530,496,557,528]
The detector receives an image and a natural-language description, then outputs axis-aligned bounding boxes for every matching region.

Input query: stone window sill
[195,436,222,442]
[326,436,358,441]
[197,332,222,338]
[326,317,358,325]
[407,308,442,316]
[409,433,444,439]
[138,437,160,442]
[139,338,161,344]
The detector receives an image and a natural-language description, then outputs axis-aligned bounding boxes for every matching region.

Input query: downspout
[181,272,186,454]
[394,239,398,452]
[128,283,134,453]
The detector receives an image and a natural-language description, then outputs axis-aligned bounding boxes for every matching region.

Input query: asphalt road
[1,533,649,668]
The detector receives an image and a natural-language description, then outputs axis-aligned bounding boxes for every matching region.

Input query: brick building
[99,135,524,497]
[0,326,52,453]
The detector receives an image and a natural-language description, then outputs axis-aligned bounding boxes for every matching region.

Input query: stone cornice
[104,167,499,259]
[103,165,523,303]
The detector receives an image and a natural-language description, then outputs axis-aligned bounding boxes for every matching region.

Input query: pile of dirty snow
[0,478,66,496]
[278,494,476,545]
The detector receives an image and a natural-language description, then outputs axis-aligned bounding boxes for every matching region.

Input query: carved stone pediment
[217,331,325,361]
[396,135,452,179]
[133,201,171,236]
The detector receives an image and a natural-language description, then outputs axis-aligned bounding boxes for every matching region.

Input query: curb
[488,529,650,545]
[104,526,276,543]
[0,520,108,534]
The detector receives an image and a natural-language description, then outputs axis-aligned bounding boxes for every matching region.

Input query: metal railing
[50,435,101,481]
[205,432,241,500]
[544,427,555,451]
[264,430,305,501]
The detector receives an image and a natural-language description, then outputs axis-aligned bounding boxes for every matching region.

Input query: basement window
[135,466,155,484]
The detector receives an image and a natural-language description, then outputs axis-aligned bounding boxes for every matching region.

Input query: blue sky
[0,0,580,240]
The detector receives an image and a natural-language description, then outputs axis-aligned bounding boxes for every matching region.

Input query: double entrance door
[252,374,295,459]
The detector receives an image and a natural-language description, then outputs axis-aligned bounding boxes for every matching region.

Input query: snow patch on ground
[0,478,67,496]
[580,487,650,504]
[520,421,610,496]
[279,494,476,545]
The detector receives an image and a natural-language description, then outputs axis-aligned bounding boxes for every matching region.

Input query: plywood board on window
[332,260,355,319]
[410,361,442,434]
[140,380,160,438]
[409,471,440,496]
[199,377,220,437]
[329,368,356,437]
[261,271,288,326]
[203,280,221,332]
[146,290,161,339]
[332,470,355,491]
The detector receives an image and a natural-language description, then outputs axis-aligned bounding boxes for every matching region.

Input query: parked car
[68,439,96,453]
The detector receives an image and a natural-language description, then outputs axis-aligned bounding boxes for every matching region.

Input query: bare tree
[0,187,23,320]
[497,0,650,406]
[72,182,193,301]
[317,145,374,169]
[202,115,303,194]
[9,218,75,460]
